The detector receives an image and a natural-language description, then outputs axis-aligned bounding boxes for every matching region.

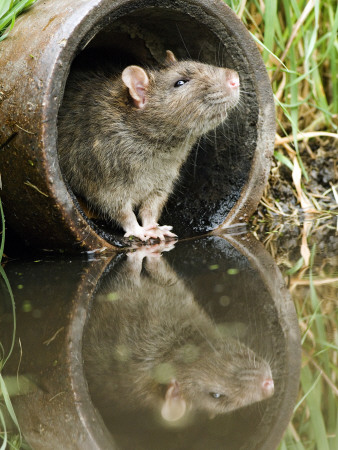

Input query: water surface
[1,226,334,449]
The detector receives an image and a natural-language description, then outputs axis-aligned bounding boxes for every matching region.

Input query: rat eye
[174,79,189,87]
[209,392,225,399]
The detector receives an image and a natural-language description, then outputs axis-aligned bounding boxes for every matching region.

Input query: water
[0,225,336,450]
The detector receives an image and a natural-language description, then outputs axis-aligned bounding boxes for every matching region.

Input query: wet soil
[256,138,337,217]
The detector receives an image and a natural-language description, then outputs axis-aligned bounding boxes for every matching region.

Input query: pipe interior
[58,4,258,245]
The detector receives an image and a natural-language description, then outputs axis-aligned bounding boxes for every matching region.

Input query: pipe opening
[57,4,259,246]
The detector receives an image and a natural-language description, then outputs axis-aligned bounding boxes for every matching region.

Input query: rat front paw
[124,223,177,242]
[124,225,167,242]
[144,224,177,241]
[124,226,152,242]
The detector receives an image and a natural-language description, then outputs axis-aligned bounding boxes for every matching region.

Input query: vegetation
[0,0,36,41]
[254,220,337,450]
[226,0,337,220]
[280,257,338,450]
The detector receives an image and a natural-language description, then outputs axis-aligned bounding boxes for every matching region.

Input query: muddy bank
[255,137,337,217]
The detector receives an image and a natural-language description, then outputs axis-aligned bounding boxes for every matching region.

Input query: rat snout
[220,69,240,104]
[261,378,274,398]
[227,71,240,89]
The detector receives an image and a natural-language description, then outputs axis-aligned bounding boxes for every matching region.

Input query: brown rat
[83,247,274,422]
[58,51,240,241]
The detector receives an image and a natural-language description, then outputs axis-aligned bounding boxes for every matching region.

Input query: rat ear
[122,65,149,109]
[161,380,186,422]
[165,50,178,65]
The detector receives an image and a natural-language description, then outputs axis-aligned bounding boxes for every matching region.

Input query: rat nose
[228,74,240,89]
[262,378,274,398]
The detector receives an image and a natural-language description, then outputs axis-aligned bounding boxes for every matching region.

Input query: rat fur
[58,51,240,241]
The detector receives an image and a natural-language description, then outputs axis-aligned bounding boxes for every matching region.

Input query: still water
[0,226,335,449]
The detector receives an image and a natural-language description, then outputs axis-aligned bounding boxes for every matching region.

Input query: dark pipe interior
[58,5,258,246]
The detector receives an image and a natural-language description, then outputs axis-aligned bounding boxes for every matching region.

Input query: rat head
[121,51,240,140]
[160,339,274,422]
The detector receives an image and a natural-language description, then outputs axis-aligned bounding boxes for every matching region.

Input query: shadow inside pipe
[57,4,259,246]
[0,233,300,449]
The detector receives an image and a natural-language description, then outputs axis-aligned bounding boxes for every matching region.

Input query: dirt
[255,138,337,217]
[251,138,337,265]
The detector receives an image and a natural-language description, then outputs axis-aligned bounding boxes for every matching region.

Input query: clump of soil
[254,137,337,218]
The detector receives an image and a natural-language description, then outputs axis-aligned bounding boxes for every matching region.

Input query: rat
[83,246,274,422]
[58,51,240,241]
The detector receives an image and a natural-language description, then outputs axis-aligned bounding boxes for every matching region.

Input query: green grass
[257,223,338,450]
[278,252,337,449]
[225,0,338,207]
[0,0,36,41]
[226,0,337,125]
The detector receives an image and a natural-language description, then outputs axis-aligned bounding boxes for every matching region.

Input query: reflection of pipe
[82,236,300,449]
[84,247,276,424]
[223,233,301,450]
[0,257,116,450]
[0,0,275,252]
[1,235,300,449]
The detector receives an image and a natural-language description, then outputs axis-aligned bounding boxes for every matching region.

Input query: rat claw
[158,225,173,231]
[165,231,177,238]
[158,226,177,239]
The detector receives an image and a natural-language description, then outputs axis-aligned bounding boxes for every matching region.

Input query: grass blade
[0,267,16,369]
[0,0,36,35]
[300,365,330,450]
[0,0,12,19]
[263,0,277,62]
[285,257,304,275]
[0,407,8,450]
[0,375,20,435]
[274,150,294,171]
[0,199,4,263]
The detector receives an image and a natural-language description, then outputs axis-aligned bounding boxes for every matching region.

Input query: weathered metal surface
[0,0,275,252]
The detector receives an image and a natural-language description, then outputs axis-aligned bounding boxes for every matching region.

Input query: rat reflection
[83,246,274,423]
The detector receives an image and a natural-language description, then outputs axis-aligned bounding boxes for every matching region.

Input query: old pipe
[0,0,275,252]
